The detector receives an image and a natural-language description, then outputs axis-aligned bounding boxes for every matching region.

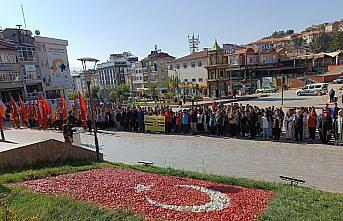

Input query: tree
[114,83,130,100]
[67,91,77,100]
[91,86,100,99]
[84,86,100,99]
[292,37,304,49]
[309,32,332,53]
[109,90,118,103]
[146,82,158,99]
[163,76,181,98]
[286,29,295,35]
[329,31,343,51]
[99,85,112,100]
[271,29,295,38]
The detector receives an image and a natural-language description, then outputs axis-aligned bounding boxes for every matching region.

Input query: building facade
[205,41,229,98]
[0,27,43,101]
[141,47,175,88]
[97,52,138,90]
[0,39,22,102]
[130,61,144,91]
[167,50,208,85]
[35,36,72,99]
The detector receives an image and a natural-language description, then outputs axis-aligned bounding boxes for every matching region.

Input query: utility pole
[281,76,284,106]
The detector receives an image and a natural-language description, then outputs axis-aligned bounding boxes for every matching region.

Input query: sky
[1,0,343,69]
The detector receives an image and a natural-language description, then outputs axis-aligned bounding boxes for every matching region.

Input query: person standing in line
[335,109,343,145]
[248,107,257,139]
[165,108,172,134]
[190,109,198,135]
[302,108,309,139]
[319,110,333,144]
[284,110,293,140]
[137,107,144,132]
[175,112,182,133]
[272,110,281,140]
[202,109,209,133]
[215,109,224,136]
[308,109,317,143]
[208,111,216,135]
[181,110,189,134]
[261,111,270,140]
[197,109,203,132]
[240,111,248,137]
[228,111,237,137]
[294,110,304,141]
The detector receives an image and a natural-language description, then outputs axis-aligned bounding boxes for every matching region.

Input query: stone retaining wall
[0,139,102,169]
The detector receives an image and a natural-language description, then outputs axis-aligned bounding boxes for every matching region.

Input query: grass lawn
[0,161,342,221]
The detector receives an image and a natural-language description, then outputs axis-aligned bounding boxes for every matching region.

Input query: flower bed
[18,167,274,221]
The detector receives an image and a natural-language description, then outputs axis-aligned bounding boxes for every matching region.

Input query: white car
[296,83,328,96]
[333,77,343,84]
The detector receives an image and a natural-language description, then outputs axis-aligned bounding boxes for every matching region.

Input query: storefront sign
[0,64,13,71]
[25,65,37,80]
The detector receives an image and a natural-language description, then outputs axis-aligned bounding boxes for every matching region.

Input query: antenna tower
[188,33,200,54]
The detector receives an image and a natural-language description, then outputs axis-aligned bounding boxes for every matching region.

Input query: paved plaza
[2,128,343,193]
[2,88,343,193]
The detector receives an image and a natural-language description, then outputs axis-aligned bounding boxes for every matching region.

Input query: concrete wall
[287,78,305,88]
[0,139,102,169]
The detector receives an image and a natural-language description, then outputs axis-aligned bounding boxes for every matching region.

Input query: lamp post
[77,57,100,162]
[281,75,285,106]
[0,121,5,141]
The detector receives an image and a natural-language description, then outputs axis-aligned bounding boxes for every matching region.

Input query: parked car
[333,77,343,84]
[296,83,328,96]
[255,86,278,93]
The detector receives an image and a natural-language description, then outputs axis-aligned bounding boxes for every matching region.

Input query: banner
[144,116,165,132]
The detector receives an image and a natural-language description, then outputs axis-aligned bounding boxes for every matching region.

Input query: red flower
[18,168,274,221]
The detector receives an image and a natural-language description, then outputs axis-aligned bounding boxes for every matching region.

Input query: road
[237,84,343,109]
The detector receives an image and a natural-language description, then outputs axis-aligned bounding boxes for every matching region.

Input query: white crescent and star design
[134,184,230,212]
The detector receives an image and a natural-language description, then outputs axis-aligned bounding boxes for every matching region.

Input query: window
[191,62,195,68]
[169,65,173,70]
[176,64,180,69]
[192,78,196,82]
[183,63,187,69]
[184,79,188,83]
[198,61,202,67]
[249,57,253,63]
[198,78,203,82]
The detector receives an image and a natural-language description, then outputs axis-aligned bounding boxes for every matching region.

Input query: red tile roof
[168,50,208,63]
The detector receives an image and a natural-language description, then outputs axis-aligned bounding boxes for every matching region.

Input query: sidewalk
[180,94,264,108]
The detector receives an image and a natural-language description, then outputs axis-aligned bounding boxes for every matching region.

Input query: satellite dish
[35,30,40,36]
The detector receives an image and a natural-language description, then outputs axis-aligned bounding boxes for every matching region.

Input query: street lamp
[77,57,101,162]
[0,121,5,141]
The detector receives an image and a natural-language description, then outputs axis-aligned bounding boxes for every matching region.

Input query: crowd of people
[89,102,342,145]
[2,96,343,145]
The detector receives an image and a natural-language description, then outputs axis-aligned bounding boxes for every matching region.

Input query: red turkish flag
[0,100,7,128]
[78,91,87,127]
[19,97,28,124]
[10,97,20,127]
[61,98,67,120]
[29,103,36,121]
